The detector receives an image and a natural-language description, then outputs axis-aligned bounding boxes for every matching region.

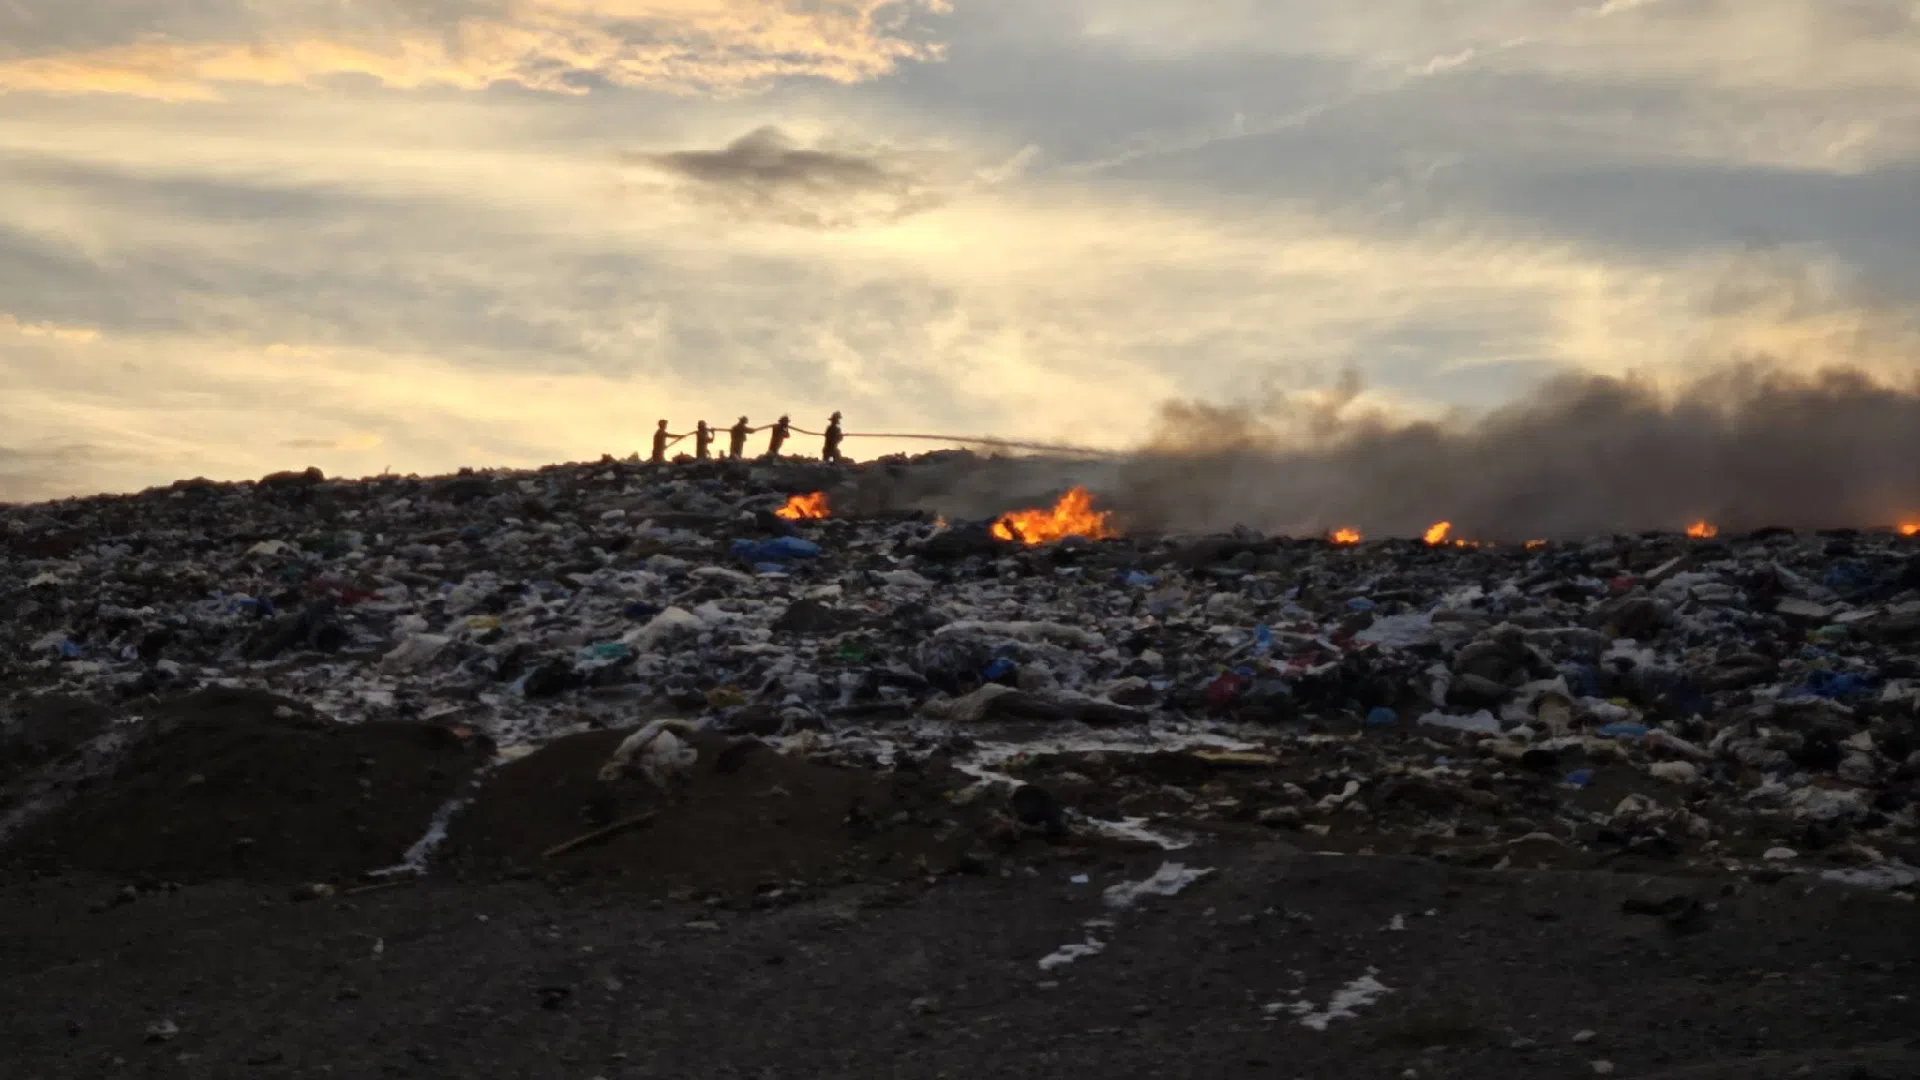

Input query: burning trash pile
[1,454,1917,897]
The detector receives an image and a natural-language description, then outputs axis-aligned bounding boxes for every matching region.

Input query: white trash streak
[1036,863,1216,971]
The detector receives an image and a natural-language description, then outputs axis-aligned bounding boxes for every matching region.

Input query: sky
[2,0,1918,501]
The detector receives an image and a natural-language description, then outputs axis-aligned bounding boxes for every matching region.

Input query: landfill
[2,454,1916,898]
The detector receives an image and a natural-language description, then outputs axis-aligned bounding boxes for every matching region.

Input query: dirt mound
[8,687,491,884]
[444,729,1045,896]
[0,694,113,787]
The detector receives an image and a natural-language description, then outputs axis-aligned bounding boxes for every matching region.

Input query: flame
[1330,527,1362,545]
[990,486,1115,545]
[774,492,830,520]
[1685,520,1718,539]
[1524,539,1547,550]
[1900,521,1920,537]
[1424,521,1452,545]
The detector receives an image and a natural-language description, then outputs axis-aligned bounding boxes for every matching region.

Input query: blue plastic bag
[731,536,821,563]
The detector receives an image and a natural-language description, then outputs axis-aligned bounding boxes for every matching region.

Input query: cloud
[280,432,384,452]
[3,118,1908,494]
[0,0,951,101]
[1,313,100,343]
[626,125,967,228]
[1060,0,1920,169]
[0,0,1913,509]
[0,441,114,503]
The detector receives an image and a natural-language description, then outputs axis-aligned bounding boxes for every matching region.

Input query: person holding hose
[650,419,685,464]
[764,414,791,459]
[822,411,844,464]
[727,416,757,460]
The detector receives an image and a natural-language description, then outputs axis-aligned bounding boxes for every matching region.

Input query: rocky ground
[3,454,1919,1076]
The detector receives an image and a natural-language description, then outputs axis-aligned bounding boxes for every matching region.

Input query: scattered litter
[1037,938,1107,971]
[1103,862,1216,908]
[1270,969,1394,1030]
[2,456,1916,892]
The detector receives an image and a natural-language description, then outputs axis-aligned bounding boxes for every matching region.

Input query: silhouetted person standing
[822,411,844,464]
[694,421,714,461]
[765,415,791,459]
[650,419,684,464]
[728,416,754,461]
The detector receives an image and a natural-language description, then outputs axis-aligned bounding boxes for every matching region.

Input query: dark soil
[1,693,1918,1077]
[442,729,1070,896]
[0,694,112,786]
[2,847,1917,1079]
[7,687,491,884]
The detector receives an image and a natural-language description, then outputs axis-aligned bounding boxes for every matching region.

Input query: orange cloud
[0,0,948,101]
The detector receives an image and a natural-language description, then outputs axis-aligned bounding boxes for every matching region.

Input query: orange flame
[990,487,1115,545]
[1686,520,1718,539]
[1424,521,1452,545]
[1900,521,1920,537]
[1330,527,1362,545]
[774,492,830,520]
[1524,539,1547,550]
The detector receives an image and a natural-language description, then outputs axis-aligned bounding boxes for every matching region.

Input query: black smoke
[1111,363,1920,539]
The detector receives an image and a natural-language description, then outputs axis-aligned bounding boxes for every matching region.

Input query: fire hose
[789,429,1119,458]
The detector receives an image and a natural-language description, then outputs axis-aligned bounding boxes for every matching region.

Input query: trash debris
[598,719,700,790]
[1103,862,1215,908]
[1037,937,1106,971]
[1,455,1915,894]
[1270,969,1393,1030]
[144,1018,180,1043]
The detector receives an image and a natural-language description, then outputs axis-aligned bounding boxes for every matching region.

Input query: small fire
[1424,521,1452,545]
[990,486,1115,545]
[774,492,830,520]
[1330,527,1362,545]
[1686,520,1718,539]
[1900,521,1920,537]
[1525,539,1547,550]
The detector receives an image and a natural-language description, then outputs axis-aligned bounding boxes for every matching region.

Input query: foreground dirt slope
[2,847,1916,1080]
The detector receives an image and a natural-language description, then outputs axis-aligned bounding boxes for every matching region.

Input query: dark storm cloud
[627,126,954,229]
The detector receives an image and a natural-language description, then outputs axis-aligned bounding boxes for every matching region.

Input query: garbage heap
[2,457,1916,893]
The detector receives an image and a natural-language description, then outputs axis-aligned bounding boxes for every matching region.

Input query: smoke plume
[889,255,1920,539]
[1112,362,1920,539]
[1106,255,1920,539]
